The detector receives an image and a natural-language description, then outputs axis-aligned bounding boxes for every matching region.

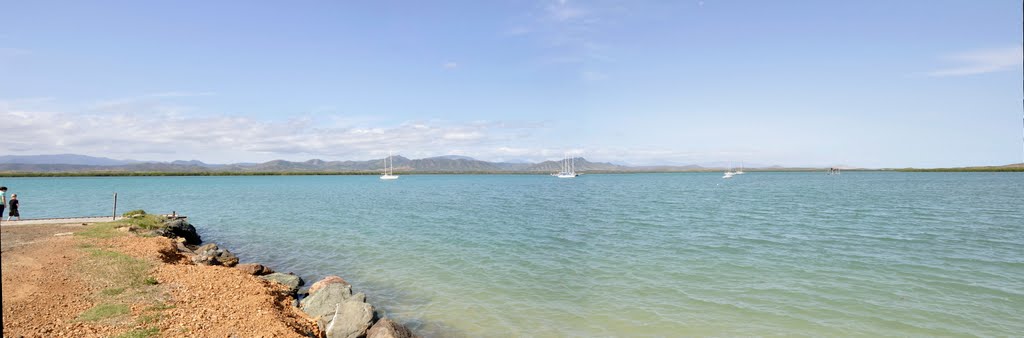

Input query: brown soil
[2,223,320,337]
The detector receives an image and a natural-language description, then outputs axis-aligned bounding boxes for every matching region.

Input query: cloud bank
[927,45,1023,77]
[0,96,550,163]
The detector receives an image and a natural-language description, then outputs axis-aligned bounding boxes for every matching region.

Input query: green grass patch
[143,276,159,285]
[136,313,161,324]
[78,303,130,321]
[76,213,169,239]
[101,287,126,296]
[122,214,166,230]
[115,327,160,338]
[143,303,175,312]
[76,222,127,239]
[81,248,153,287]
[122,209,147,217]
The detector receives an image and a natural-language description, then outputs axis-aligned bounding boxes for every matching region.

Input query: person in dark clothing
[0,186,7,224]
[7,193,20,221]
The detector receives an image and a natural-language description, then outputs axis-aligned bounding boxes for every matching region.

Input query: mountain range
[0,154,754,173]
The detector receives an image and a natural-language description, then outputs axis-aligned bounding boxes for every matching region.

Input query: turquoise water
[3,172,1023,336]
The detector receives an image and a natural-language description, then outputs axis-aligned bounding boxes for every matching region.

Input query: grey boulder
[163,219,201,245]
[367,318,418,338]
[259,272,304,293]
[191,243,239,267]
[300,283,375,338]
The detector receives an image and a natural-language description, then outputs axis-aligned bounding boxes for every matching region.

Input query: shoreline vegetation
[1,210,417,338]
[892,164,1024,172]
[0,169,831,177]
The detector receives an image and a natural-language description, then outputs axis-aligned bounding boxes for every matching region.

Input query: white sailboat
[722,163,735,179]
[380,151,399,180]
[735,162,745,175]
[555,153,578,178]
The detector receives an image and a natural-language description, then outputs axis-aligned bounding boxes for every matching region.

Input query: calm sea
[4,172,1023,337]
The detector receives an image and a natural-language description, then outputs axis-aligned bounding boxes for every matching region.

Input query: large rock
[163,219,201,245]
[367,318,417,338]
[309,275,350,295]
[301,283,354,317]
[300,283,375,338]
[191,243,218,265]
[190,243,239,267]
[235,263,274,276]
[174,238,194,254]
[259,273,304,293]
[322,299,375,338]
[217,251,239,267]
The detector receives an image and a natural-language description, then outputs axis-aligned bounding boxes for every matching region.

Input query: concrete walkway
[0,216,121,226]
[0,214,184,226]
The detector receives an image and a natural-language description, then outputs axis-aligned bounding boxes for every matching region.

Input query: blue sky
[1,0,1021,167]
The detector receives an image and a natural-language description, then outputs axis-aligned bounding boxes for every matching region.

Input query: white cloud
[0,98,546,162]
[442,131,483,141]
[442,61,458,69]
[546,1,587,21]
[927,45,1023,77]
[146,91,217,98]
[0,100,794,165]
[502,1,621,82]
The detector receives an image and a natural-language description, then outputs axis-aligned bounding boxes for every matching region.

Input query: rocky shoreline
[136,216,418,338]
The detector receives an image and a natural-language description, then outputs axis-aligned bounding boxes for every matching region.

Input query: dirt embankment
[1,222,319,337]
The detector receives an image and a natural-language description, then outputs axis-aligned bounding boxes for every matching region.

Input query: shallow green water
[4,172,1023,336]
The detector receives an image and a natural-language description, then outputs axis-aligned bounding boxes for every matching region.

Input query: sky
[1,0,1022,168]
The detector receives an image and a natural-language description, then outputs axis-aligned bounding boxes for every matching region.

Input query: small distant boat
[735,162,745,175]
[554,153,578,178]
[380,151,399,180]
[723,163,735,179]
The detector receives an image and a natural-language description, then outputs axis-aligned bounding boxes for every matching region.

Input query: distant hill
[171,160,215,167]
[895,163,1024,172]
[0,153,829,175]
[425,155,477,161]
[525,158,628,172]
[0,154,139,166]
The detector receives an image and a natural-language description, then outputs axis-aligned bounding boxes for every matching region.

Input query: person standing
[0,186,7,224]
[7,193,20,221]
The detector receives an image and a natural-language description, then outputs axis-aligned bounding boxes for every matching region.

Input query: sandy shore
[1,221,319,337]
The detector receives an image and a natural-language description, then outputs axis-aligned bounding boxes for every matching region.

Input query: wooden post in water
[112,192,118,221]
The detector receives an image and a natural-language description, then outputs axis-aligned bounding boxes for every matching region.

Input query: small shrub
[122,209,147,217]
[144,276,159,285]
[124,214,166,230]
